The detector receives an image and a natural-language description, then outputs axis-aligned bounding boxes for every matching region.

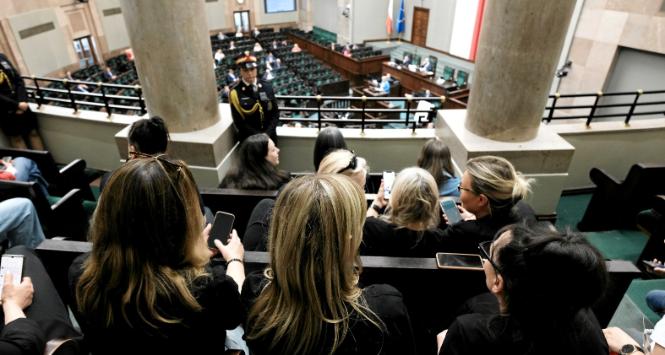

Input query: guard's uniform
[0,53,38,137]
[229,55,279,143]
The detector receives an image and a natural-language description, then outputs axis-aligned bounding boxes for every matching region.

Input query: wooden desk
[382,62,447,96]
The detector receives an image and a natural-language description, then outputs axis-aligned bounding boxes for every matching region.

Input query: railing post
[586,91,602,126]
[32,76,44,108]
[316,94,322,130]
[625,89,642,125]
[546,93,559,123]
[361,95,367,134]
[405,94,412,129]
[99,82,111,117]
[136,85,146,116]
[63,79,78,113]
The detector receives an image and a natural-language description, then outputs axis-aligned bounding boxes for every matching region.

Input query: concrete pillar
[119,0,219,133]
[465,0,576,142]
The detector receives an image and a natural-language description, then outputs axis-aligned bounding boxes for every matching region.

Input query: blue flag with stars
[396,0,405,33]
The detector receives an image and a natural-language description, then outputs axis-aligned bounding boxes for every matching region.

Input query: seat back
[442,66,455,81]
[200,188,279,239]
[456,70,469,88]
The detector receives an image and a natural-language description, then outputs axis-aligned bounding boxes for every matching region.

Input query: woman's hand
[2,274,33,310]
[215,230,244,262]
[458,205,476,221]
[602,327,640,353]
[374,181,388,209]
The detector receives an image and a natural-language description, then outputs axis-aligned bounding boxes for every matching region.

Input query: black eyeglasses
[337,154,358,174]
[478,240,502,274]
[458,184,477,194]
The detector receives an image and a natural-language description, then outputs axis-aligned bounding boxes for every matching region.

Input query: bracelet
[226,258,243,266]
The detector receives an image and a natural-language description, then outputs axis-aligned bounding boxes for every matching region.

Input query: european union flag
[396,0,406,33]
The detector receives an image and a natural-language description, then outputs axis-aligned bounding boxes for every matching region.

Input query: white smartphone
[0,254,25,299]
[383,171,395,200]
[440,199,463,225]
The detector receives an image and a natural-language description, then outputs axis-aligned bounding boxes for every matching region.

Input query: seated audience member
[253,42,263,52]
[64,71,89,93]
[124,48,134,61]
[217,31,226,40]
[313,126,347,171]
[214,49,225,66]
[378,75,391,94]
[262,68,274,81]
[265,51,275,64]
[417,138,460,198]
[235,27,243,38]
[0,157,50,197]
[229,40,236,50]
[226,68,238,85]
[252,27,260,37]
[374,155,533,253]
[242,174,417,355]
[420,57,433,73]
[273,58,282,69]
[342,45,352,57]
[317,149,368,188]
[291,43,302,53]
[402,54,411,66]
[605,324,661,355]
[438,224,609,354]
[70,157,245,354]
[219,133,290,191]
[1,246,81,354]
[102,66,116,81]
[0,198,45,248]
[363,167,444,256]
[271,40,278,50]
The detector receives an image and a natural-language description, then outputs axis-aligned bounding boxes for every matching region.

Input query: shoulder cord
[0,70,13,91]
[230,88,265,128]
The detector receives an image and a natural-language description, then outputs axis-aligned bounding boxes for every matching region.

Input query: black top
[241,272,417,355]
[0,53,27,114]
[440,308,608,355]
[0,318,45,355]
[361,217,448,257]
[69,254,244,355]
[229,79,279,143]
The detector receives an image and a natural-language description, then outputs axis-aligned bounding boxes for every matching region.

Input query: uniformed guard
[229,53,280,143]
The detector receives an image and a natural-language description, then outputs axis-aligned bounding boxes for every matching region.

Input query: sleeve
[364,284,417,355]
[439,319,468,355]
[207,265,244,330]
[0,93,19,112]
[229,89,261,140]
[263,83,280,133]
[240,272,269,316]
[243,199,274,251]
[0,318,46,355]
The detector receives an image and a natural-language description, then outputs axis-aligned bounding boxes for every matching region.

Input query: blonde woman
[70,157,245,354]
[370,156,535,254]
[242,175,416,355]
[317,149,368,188]
[362,167,445,256]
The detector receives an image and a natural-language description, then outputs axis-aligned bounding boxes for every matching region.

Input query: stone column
[119,0,219,132]
[465,0,576,142]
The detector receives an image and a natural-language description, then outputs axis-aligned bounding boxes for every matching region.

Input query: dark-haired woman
[438,224,609,355]
[313,127,347,171]
[220,133,290,190]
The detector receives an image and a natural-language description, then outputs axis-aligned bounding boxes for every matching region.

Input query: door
[73,36,97,68]
[411,7,429,47]
[234,11,250,33]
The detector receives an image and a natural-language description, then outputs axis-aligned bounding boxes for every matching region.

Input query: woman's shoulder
[362,284,408,317]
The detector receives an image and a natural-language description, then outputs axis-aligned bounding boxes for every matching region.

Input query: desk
[382,62,446,96]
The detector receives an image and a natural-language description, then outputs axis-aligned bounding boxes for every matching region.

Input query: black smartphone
[208,211,235,249]
[436,253,483,270]
[0,254,25,298]
[383,171,395,200]
[440,199,463,225]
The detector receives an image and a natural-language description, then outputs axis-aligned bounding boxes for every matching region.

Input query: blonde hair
[246,174,382,354]
[317,149,368,187]
[76,157,210,329]
[386,167,440,229]
[466,155,532,212]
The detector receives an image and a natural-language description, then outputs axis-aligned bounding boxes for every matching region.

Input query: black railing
[543,89,665,125]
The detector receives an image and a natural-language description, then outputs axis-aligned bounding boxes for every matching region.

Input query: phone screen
[209,211,235,249]
[436,253,483,270]
[0,254,24,298]
[440,199,462,225]
[383,171,395,200]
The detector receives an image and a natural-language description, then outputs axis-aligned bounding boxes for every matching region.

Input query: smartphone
[440,199,463,225]
[643,260,665,269]
[0,254,25,298]
[436,252,483,270]
[383,171,395,200]
[208,211,235,249]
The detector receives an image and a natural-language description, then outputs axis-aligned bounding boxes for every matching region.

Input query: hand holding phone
[0,254,24,299]
[440,200,463,225]
[383,171,395,200]
[208,211,235,249]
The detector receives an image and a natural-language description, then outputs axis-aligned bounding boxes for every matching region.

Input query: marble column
[466,0,576,142]
[119,0,219,133]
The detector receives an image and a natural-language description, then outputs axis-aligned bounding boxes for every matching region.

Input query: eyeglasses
[337,154,358,174]
[478,240,502,274]
[458,184,477,194]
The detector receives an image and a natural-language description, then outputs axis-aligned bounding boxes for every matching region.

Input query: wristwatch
[620,344,644,354]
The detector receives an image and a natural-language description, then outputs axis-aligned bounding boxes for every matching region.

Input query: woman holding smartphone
[70,156,246,354]
[242,175,416,355]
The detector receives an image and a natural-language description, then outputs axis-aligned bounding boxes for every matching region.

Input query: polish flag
[386,0,394,35]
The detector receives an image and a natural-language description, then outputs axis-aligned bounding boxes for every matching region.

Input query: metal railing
[543,89,665,125]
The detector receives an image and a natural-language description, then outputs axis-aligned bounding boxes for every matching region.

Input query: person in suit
[420,57,432,72]
[0,53,45,150]
[402,54,411,66]
[228,53,280,143]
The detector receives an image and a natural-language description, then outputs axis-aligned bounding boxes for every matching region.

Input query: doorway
[411,7,429,47]
[73,36,97,68]
[234,11,251,33]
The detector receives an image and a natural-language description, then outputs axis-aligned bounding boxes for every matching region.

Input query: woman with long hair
[417,138,460,198]
[438,224,609,354]
[70,156,245,354]
[243,174,416,355]
[220,133,290,190]
[363,167,444,256]
[317,149,368,188]
[313,127,347,171]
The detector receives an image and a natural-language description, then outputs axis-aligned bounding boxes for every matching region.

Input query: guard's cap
[235,52,258,69]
